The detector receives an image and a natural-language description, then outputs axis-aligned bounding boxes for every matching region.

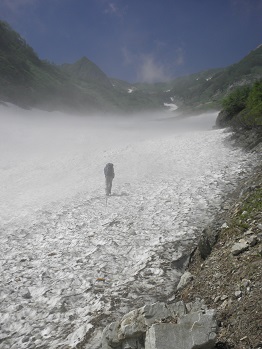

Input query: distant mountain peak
[62,56,112,87]
[76,56,93,64]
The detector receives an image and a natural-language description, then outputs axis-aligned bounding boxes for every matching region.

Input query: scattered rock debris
[177,164,262,349]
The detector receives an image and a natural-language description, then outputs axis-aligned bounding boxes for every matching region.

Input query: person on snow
[104,163,115,196]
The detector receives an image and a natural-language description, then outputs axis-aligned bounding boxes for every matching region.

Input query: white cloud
[137,54,169,83]
[121,48,172,83]
[136,47,186,82]
[102,0,126,18]
[105,2,117,14]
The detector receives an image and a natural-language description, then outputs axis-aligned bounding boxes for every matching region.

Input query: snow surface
[163,102,178,111]
[0,105,258,349]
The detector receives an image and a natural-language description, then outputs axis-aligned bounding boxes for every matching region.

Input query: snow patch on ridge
[164,102,178,111]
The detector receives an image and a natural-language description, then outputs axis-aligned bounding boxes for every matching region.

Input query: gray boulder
[102,301,218,349]
[168,301,187,318]
[216,110,231,128]
[176,271,194,291]
[102,321,121,349]
[231,240,249,255]
[119,303,171,341]
[198,226,219,259]
[145,310,217,349]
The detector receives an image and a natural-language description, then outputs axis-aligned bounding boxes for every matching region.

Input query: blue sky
[1,0,261,83]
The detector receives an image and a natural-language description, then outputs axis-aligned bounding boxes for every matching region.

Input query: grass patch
[229,186,262,234]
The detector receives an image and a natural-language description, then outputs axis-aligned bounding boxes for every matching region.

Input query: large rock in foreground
[102,300,218,349]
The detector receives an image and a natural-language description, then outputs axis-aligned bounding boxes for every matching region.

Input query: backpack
[104,163,114,177]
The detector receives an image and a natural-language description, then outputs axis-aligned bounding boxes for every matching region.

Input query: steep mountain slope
[0,21,78,110]
[135,46,262,112]
[60,58,163,113]
[0,21,163,113]
[61,57,112,88]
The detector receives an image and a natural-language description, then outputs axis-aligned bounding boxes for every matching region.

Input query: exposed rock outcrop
[176,164,262,349]
[198,226,220,260]
[176,271,194,291]
[216,110,231,129]
[102,301,218,349]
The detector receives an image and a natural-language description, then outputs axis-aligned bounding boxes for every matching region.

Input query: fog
[0,104,218,223]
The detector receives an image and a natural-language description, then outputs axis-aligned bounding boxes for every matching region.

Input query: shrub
[220,81,262,129]
[222,86,250,116]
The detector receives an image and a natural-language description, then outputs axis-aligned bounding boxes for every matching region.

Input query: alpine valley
[1,20,262,114]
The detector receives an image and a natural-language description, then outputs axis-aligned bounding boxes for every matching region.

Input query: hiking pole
[105,195,108,208]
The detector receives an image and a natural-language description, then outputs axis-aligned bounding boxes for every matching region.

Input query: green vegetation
[245,80,262,122]
[222,86,250,115]
[230,184,262,233]
[0,21,40,83]
[217,80,262,129]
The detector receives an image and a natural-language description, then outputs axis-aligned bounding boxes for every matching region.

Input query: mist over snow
[0,104,216,223]
[0,104,259,349]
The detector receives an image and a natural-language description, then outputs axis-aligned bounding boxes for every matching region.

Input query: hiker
[104,163,115,196]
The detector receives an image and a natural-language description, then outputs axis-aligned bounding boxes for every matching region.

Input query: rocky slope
[176,134,262,349]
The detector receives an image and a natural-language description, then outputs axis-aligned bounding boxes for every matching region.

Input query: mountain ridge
[61,56,113,88]
[0,19,261,114]
[135,45,262,113]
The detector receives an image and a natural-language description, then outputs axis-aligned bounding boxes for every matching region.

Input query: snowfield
[0,106,258,349]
